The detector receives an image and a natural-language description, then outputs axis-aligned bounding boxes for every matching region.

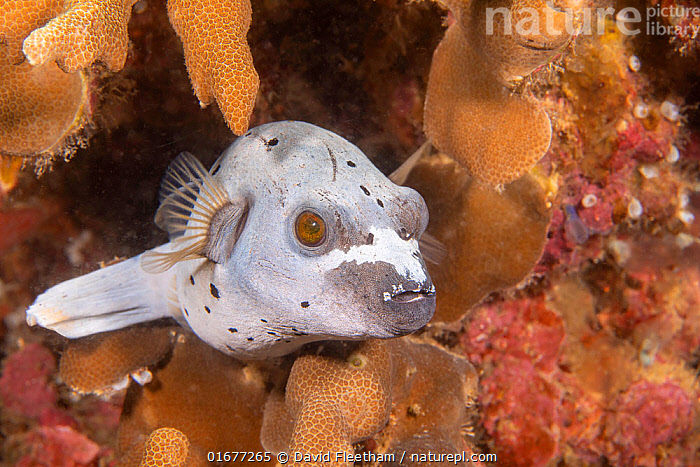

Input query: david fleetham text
[289,451,497,464]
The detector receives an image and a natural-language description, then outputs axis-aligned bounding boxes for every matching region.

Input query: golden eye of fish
[295,211,326,247]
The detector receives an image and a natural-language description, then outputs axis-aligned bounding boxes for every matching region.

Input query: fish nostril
[367,232,374,245]
[399,227,411,240]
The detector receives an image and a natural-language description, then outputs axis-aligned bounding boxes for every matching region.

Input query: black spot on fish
[260,318,268,323]
[301,301,310,308]
[228,327,238,333]
[211,164,221,176]
[247,337,255,341]
[360,185,370,196]
[183,308,189,316]
[276,338,283,342]
[284,339,291,343]
[265,137,279,148]
[367,233,374,245]
[189,275,195,285]
[347,160,356,167]
[267,331,277,336]
[204,306,211,314]
[292,327,299,332]
[226,344,236,352]
[377,199,384,208]
[210,283,220,298]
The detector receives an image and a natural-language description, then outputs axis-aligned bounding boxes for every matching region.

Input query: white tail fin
[26,245,179,339]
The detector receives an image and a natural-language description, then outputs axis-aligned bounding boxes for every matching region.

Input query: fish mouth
[385,283,436,304]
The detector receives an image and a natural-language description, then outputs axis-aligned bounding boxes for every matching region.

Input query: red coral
[14,425,100,467]
[462,297,568,466]
[463,296,565,372]
[603,380,694,466]
[615,120,666,165]
[0,343,58,420]
[481,357,561,467]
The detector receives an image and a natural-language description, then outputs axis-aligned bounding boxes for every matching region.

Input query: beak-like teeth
[384,283,436,303]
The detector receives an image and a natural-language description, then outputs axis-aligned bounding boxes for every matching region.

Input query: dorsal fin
[419,232,447,265]
[389,140,431,185]
[142,152,244,274]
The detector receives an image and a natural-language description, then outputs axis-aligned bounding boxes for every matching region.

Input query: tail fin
[26,245,180,339]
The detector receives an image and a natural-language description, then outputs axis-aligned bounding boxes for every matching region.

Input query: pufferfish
[26,121,436,359]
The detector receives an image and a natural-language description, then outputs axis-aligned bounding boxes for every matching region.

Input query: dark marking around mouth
[325,260,436,336]
[301,301,310,308]
[210,283,220,299]
[347,160,356,167]
[360,185,370,196]
[189,275,195,285]
[204,306,211,314]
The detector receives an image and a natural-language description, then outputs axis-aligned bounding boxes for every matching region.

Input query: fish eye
[294,210,327,248]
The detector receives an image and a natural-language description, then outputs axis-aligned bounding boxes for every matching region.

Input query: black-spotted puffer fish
[26,121,436,358]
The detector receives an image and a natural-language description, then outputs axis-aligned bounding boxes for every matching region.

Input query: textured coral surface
[423,0,580,186]
[117,330,269,466]
[261,338,478,466]
[59,326,173,395]
[0,0,699,466]
[167,0,259,135]
[0,0,63,64]
[22,0,138,72]
[0,61,87,158]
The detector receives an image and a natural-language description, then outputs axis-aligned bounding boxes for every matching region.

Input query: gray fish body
[27,121,436,358]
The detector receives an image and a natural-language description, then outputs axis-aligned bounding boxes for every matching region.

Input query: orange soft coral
[167,0,259,135]
[117,330,269,466]
[262,340,392,466]
[261,338,479,466]
[140,428,191,467]
[0,0,63,64]
[22,0,138,72]
[58,326,173,395]
[4,0,258,139]
[0,60,88,162]
[425,0,580,187]
[0,0,90,164]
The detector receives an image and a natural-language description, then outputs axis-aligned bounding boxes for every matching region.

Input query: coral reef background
[1,0,699,466]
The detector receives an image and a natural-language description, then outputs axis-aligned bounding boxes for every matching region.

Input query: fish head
[206,121,435,350]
